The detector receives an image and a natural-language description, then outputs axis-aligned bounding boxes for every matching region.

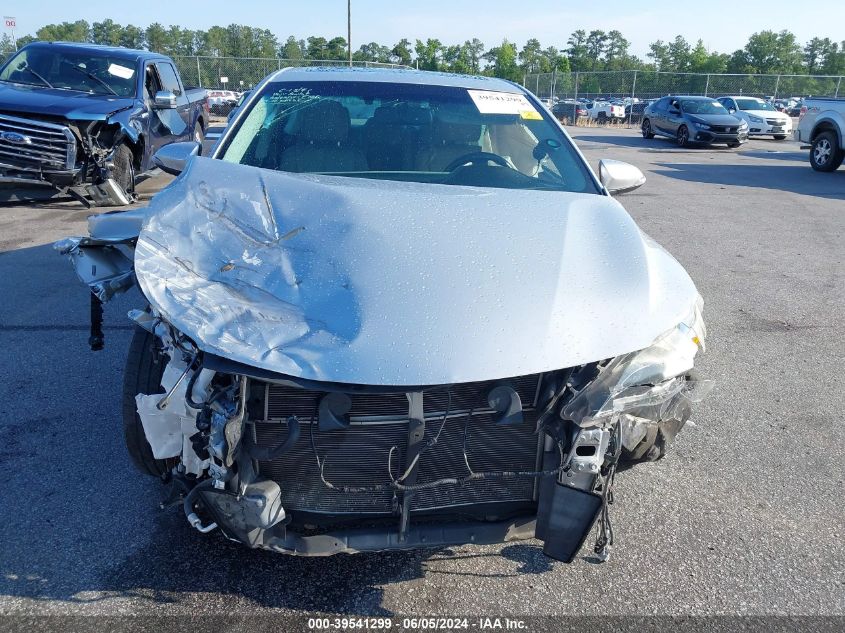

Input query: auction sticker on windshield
[468,90,542,119]
[108,63,135,79]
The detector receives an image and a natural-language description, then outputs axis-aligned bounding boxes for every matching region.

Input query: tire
[122,326,172,477]
[727,142,740,149]
[810,131,845,172]
[676,125,689,147]
[642,119,655,139]
[597,112,607,124]
[774,135,787,141]
[111,142,136,196]
[193,122,205,156]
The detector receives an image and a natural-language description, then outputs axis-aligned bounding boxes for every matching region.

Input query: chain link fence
[525,69,843,106]
[172,56,407,90]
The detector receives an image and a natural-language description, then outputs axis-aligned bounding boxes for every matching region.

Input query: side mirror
[599,159,646,195]
[154,90,177,109]
[153,141,200,176]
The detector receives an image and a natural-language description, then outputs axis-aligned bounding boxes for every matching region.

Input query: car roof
[721,95,764,100]
[22,41,168,63]
[268,66,524,93]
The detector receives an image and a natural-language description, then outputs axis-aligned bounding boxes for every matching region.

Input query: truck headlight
[561,297,712,427]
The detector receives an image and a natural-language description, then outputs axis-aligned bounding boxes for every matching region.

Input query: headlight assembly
[747,114,764,124]
[693,122,711,130]
[561,297,712,427]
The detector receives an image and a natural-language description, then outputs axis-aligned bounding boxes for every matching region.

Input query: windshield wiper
[21,66,54,88]
[68,66,117,96]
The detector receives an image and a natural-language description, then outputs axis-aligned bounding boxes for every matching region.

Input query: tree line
[2,19,844,79]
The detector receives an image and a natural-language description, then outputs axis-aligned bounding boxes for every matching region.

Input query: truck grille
[0,113,76,171]
[253,374,544,515]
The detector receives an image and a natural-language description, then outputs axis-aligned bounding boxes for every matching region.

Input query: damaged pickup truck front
[0,41,207,206]
[58,68,711,562]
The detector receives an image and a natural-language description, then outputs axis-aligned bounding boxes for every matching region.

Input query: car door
[650,98,669,134]
[664,98,684,136]
[154,61,191,140]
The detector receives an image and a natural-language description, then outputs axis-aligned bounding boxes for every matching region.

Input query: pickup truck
[587,101,625,123]
[795,97,845,172]
[0,41,209,205]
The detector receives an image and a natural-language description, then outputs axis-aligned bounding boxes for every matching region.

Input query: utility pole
[347,0,352,66]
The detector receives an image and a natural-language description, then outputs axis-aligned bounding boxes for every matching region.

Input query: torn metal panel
[134,156,701,386]
[54,236,136,302]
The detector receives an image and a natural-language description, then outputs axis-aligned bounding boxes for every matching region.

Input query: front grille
[0,113,76,171]
[766,118,785,126]
[254,374,544,515]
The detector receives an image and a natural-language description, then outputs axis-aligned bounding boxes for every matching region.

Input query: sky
[5,0,845,58]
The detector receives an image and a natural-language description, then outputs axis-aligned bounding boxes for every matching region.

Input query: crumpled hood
[0,83,135,120]
[134,157,700,386]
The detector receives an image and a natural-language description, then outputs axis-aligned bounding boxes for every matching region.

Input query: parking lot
[0,126,843,619]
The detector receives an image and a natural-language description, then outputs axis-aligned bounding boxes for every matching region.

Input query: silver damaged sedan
[57,67,711,563]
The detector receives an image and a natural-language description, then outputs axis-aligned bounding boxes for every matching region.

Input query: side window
[144,64,162,101]
[723,98,735,111]
[155,62,182,96]
[656,98,669,112]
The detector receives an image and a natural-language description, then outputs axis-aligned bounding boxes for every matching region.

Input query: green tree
[414,38,443,70]
[390,38,413,66]
[742,30,803,74]
[144,22,169,53]
[91,19,123,46]
[354,42,392,63]
[36,20,90,43]
[281,36,304,60]
[519,38,544,74]
[585,30,608,70]
[120,25,145,49]
[566,29,589,71]
[483,39,519,82]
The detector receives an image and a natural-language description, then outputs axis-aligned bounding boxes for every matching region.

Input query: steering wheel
[444,151,511,172]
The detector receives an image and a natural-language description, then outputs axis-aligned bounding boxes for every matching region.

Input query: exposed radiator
[253,374,544,515]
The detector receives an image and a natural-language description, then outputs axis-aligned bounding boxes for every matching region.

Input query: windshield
[680,100,729,115]
[736,98,775,111]
[219,81,597,193]
[0,47,136,97]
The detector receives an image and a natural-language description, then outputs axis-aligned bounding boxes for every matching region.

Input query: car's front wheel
[642,119,655,139]
[676,125,689,147]
[727,142,741,148]
[774,135,787,141]
[810,131,844,172]
[122,326,173,477]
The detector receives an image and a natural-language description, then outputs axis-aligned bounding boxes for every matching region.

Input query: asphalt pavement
[0,127,843,621]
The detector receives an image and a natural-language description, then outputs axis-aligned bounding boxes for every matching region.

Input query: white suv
[716,96,792,140]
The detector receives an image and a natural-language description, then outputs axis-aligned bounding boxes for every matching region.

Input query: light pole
[347,0,352,66]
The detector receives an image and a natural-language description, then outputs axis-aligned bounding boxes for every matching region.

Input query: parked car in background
[0,41,208,205]
[58,67,709,564]
[788,100,804,118]
[625,101,649,123]
[587,100,625,123]
[226,90,252,122]
[642,96,748,147]
[716,96,792,140]
[551,99,588,122]
[208,89,238,115]
[795,97,845,172]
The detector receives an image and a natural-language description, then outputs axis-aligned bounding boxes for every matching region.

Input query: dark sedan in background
[641,96,748,148]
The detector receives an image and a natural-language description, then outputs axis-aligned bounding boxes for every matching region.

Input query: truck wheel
[642,119,655,139]
[122,326,173,478]
[810,131,844,172]
[112,142,136,196]
[194,122,205,155]
[597,112,607,124]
